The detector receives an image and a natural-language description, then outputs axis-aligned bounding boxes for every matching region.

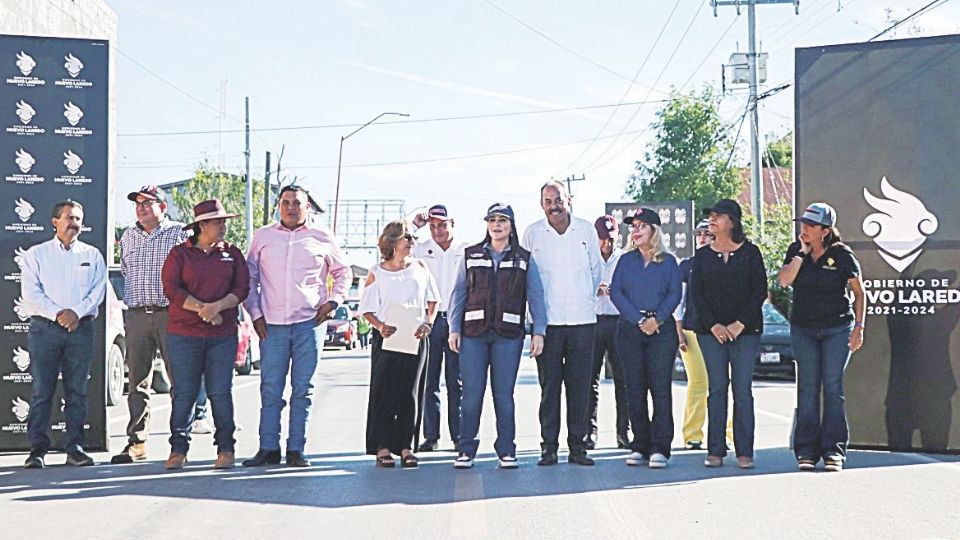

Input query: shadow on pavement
[0,447,956,508]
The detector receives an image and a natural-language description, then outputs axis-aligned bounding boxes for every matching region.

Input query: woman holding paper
[360,220,440,468]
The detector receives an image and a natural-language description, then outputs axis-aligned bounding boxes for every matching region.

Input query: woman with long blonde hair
[610,208,682,469]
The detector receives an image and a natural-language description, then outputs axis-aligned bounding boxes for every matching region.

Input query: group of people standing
[16,179,865,475]
[368,182,866,473]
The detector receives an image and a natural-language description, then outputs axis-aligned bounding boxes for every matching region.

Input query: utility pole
[263,151,271,226]
[712,0,798,230]
[562,174,586,213]
[244,96,252,244]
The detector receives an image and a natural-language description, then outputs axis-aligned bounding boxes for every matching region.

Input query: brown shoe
[165,453,187,470]
[111,443,147,464]
[738,456,755,469]
[214,452,235,469]
[704,455,723,468]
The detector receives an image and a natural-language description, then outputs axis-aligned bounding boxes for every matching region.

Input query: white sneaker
[191,418,214,434]
[454,454,473,469]
[498,455,519,469]
[626,452,648,466]
[649,453,668,469]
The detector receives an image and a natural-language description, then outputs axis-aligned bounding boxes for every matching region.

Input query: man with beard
[21,200,107,468]
[522,182,603,466]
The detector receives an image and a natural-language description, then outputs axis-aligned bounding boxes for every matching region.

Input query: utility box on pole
[729,52,768,84]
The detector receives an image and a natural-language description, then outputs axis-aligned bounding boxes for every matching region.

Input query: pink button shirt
[245,222,352,325]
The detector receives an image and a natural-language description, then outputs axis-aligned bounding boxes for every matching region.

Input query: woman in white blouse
[360,220,440,468]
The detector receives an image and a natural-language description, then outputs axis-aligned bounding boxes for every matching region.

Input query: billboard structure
[604,200,695,260]
[796,34,960,453]
[0,35,109,451]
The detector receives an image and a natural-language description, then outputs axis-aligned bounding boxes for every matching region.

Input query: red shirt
[161,239,250,337]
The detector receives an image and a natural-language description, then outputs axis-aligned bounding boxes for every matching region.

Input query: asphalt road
[1,347,958,539]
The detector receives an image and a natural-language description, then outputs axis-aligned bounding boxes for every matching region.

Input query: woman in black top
[689,199,767,469]
[778,203,865,472]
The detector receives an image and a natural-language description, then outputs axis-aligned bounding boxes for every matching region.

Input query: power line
[560,0,686,173]
[479,0,669,96]
[117,99,672,137]
[578,3,705,173]
[869,0,952,41]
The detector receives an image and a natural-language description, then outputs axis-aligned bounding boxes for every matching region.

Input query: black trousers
[365,331,428,455]
[537,323,596,453]
[588,315,630,441]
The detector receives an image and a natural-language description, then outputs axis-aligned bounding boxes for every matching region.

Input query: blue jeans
[457,332,524,458]
[423,315,461,442]
[26,317,94,453]
[167,333,238,455]
[616,318,678,457]
[257,319,325,452]
[699,333,760,458]
[792,323,853,460]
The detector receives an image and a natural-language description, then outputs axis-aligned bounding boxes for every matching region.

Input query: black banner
[796,35,960,453]
[604,200,695,260]
[0,35,109,451]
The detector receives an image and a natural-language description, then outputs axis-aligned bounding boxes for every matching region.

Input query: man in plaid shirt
[112,186,192,464]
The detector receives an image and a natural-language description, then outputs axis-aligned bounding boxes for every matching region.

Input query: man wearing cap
[21,200,107,469]
[522,181,603,466]
[243,185,351,467]
[587,215,630,450]
[412,204,469,451]
[111,186,192,464]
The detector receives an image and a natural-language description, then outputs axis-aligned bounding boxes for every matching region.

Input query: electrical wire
[869,0,952,41]
[559,0,686,174]
[117,99,672,137]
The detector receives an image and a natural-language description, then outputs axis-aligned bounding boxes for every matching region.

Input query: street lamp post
[333,111,409,234]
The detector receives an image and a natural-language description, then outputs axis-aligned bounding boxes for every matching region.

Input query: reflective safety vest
[462,242,530,339]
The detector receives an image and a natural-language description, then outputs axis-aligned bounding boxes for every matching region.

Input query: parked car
[235,306,260,375]
[672,303,795,381]
[106,268,171,406]
[754,302,794,379]
[325,306,358,349]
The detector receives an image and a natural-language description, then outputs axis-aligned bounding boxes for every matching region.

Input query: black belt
[129,306,168,314]
[597,314,620,320]
[31,315,94,325]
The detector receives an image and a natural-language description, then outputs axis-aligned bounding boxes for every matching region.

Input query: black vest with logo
[462,242,530,339]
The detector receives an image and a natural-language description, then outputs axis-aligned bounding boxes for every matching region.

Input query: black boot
[286,451,311,467]
[242,448,281,467]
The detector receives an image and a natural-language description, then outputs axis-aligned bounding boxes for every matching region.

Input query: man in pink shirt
[242,186,352,467]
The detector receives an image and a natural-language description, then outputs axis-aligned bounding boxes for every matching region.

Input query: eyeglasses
[402,233,415,242]
[135,200,158,209]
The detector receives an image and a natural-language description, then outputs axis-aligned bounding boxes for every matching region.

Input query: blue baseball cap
[484,203,514,221]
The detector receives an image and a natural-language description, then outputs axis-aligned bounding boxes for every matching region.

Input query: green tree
[743,202,795,315]
[762,131,792,170]
[171,163,265,252]
[625,87,741,212]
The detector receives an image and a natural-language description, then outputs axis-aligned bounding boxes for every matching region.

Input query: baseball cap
[796,202,836,227]
[127,185,167,204]
[623,207,661,227]
[484,202,515,221]
[594,215,618,240]
[695,219,710,230]
[702,199,742,219]
[427,204,452,221]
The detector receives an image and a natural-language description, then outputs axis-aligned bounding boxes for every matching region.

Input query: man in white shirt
[20,200,107,469]
[522,182,602,466]
[412,204,469,451]
[588,215,630,450]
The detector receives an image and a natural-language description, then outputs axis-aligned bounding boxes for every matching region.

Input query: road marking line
[451,472,487,537]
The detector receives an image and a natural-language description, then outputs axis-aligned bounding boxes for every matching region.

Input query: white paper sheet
[381,303,423,355]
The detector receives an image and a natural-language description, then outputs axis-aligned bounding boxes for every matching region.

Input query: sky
[107,0,960,265]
